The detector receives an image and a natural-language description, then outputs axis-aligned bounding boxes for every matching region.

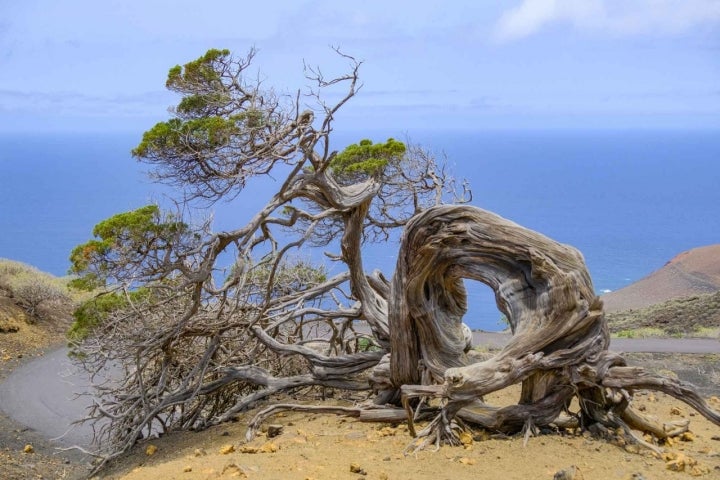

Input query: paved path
[0,348,97,449]
[472,331,720,354]
[0,336,718,450]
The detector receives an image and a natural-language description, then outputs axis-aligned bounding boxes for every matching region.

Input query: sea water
[1,129,718,331]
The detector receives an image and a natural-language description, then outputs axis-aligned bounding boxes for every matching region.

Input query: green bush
[606,291,720,337]
[0,259,74,324]
[69,288,150,341]
[356,337,381,352]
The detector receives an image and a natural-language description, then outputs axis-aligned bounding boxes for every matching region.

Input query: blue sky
[0,0,718,133]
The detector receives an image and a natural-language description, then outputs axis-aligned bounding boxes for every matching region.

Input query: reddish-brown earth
[603,244,720,313]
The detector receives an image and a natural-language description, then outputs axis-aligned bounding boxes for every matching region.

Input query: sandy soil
[96,386,720,480]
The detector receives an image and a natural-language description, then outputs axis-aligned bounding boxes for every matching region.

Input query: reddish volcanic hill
[602,244,720,313]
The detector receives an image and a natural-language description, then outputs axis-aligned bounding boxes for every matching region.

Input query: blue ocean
[1,129,718,331]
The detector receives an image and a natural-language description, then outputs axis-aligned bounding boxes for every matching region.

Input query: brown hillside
[602,244,720,313]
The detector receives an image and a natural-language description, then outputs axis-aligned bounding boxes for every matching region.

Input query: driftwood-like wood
[388,204,720,449]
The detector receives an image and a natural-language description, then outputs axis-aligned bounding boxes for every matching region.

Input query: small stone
[665,452,697,472]
[259,441,277,453]
[689,465,709,477]
[377,426,396,437]
[350,463,367,475]
[23,444,34,454]
[145,444,157,456]
[666,459,685,472]
[221,463,246,477]
[240,445,259,454]
[553,465,583,480]
[670,406,684,416]
[219,444,235,454]
[194,448,207,457]
[267,424,284,438]
[183,466,192,472]
[459,457,476,465]
[459,431,473,446]
[680,432,695,442]
[624,444,641,454]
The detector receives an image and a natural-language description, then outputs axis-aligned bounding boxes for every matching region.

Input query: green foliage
[606,290,720,337]
[132,48,273,161]
[132,116,242,158]
[330,138,406,183]
[165,49,233,117]
[243,257,328,298]
[68,289,151,341]
[356,337,381,352]
[166,48,230,92]
[613,327,674,339]
[68,205,187,290]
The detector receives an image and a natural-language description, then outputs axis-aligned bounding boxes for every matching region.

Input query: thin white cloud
[494,0,720,42]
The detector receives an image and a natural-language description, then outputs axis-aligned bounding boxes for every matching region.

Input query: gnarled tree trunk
[388,205,719,448]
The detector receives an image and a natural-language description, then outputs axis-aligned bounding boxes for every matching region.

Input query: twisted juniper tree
[71,48,718,471]
[69,47,468,467]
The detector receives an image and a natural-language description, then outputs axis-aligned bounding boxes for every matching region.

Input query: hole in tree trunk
[463,279,507,333]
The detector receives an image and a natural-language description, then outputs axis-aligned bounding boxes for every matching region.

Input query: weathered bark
[388,204,720,449]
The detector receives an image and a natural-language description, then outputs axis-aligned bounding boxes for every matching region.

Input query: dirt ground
[3,360,720,480]
[2,310,719,480]
[97,386,720,480]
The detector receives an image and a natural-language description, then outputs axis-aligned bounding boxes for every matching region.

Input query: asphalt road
[1,336,718,450]
[472,331,720,354]
[0,347,97,449]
